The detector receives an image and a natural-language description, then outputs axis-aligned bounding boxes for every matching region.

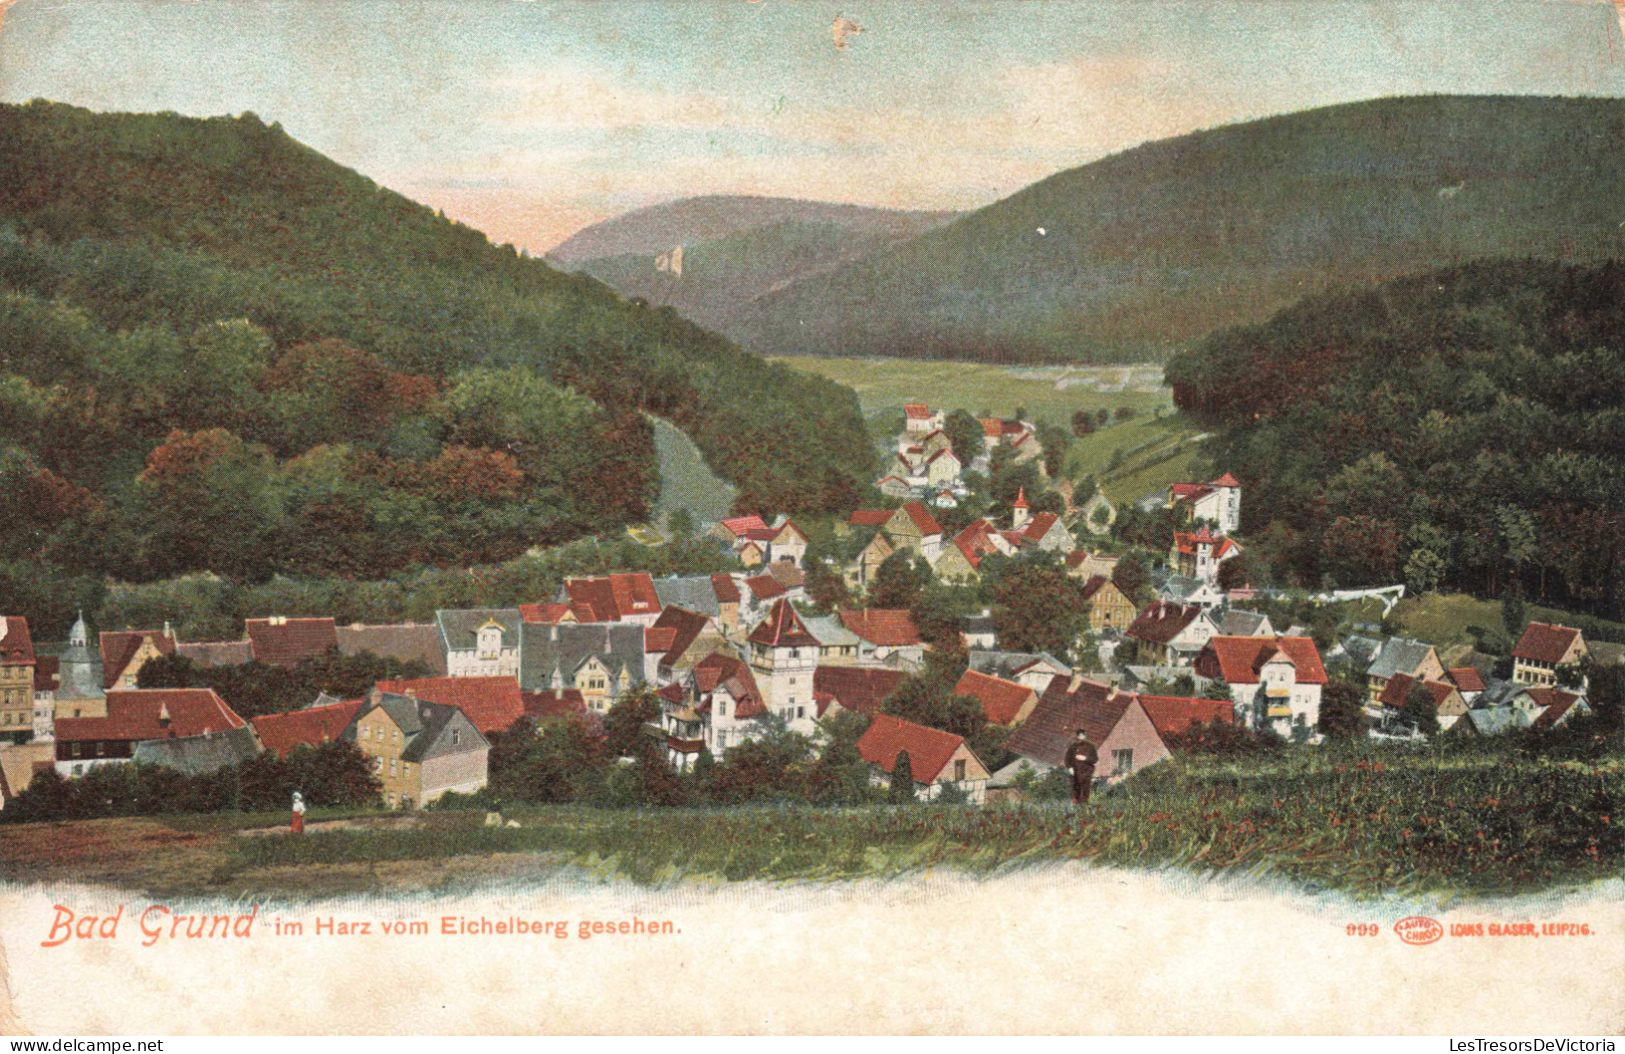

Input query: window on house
[954,760,967,781]
[796,706,804,718]
[1113,749,1133,775]
[389,759,398,776]
[452,728,461,746]
[96,742,105,757]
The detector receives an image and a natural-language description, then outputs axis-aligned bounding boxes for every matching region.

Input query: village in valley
[0,397,1608,818]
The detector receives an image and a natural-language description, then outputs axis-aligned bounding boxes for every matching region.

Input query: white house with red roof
[744,599,823,734]
[902,403,945,437]
[1006,489,1074,554]
[1194,635,1327,739]
[1169,526,1241,584]
[1168,473,1241,535]
[1125,601,1219,666]
[1511,622,1588,688]
[54,688,247,777]
[838,609,926,667]
[711,514,810,568]
[858,713,989,803]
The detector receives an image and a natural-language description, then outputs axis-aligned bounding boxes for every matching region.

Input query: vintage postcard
[0,0,1621,1038]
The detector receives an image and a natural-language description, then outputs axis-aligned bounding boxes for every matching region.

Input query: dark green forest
[1165,259,1624,619]
[0,101,874,597]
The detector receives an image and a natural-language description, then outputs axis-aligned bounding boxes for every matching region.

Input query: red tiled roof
[649,606,710,667]
[1169,482,1213,502]
[898,501,942,537]
[838,609,921,647]
[250,699,364,758]
[33,655,59,693]
[563,573,661,622]
[1013,486,1028,508]
[926,448,958,465]
[693,652,766,718]
[744,573,787,601]
[1078,574,1115,601]
[1194,636,1328,685]
[1136,695,1235,738]
[710,573,742,604]
[748,599,821,649]
[245,617,338,668]
[857,713,965,783]
[98,629,176,689]
[176,639,254,668]
[1512,622,1582,665]
[1006,677,1139,767]
[521,689,587,721]
[1020,511,1059,542]
[767,562,806,588]
[979,417,1003,437]
[1125,601,1204,645]
[812,666,906,717]
[1210,473,1240,488]
[953,669,1034,726]
[956,520,1001,557]
[0,616,35,667]
[720,514,770,536]
[376,676,526,735]
[1447,667,1486,693]
[56,689,245,743]
[903,403,932,419]
[519,602,576,624]
[1377,673,1458,709]
[1528,688,1585,729]
[848,509,893,528]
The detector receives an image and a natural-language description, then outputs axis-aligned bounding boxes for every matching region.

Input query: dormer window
[477,625,502,658]
[451,728,461,746]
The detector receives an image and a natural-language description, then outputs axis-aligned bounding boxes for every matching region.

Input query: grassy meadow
[647,415,737,528]
[769,356,1172,428]
[4,740,1615,902]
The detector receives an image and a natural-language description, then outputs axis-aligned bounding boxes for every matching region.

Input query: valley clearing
[2,870,1619,1034]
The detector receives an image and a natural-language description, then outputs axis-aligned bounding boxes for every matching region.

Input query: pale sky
[2,1,1622,251]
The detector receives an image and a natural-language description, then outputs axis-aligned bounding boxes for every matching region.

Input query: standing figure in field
[290,790,306,834]
[1065,730,1098,805]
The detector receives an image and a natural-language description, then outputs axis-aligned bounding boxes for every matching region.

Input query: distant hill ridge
[548,193,958,262]
[700,95,1625,362]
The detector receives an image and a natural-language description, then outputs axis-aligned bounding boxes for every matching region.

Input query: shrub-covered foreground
[227,744,1620,900]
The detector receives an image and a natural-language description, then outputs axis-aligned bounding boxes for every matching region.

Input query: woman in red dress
[290,790,306,834]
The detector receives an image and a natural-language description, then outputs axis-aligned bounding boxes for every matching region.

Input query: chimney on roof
[157,702,171,728]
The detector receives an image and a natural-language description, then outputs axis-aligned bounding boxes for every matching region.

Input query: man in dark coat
[1064,729,1098,804]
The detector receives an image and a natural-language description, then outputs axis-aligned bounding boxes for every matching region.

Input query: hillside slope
[0,101,875,590]
[1165,257,1624,618]
[728,95,1625,362]
[547,194,955,263]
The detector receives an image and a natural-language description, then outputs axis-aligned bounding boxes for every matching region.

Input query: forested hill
[1164,259,1624,619]
[728,95,1625,363]
[0,101,874,588]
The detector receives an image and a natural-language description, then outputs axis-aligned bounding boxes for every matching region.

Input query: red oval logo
[1394,916,1444,945]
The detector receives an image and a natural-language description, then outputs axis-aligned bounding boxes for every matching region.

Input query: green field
[5,739,1615,901]
[1393,593,1625,652]
[1062,412,1210,504]
[770,356,1172,428]
[648,415,736,528]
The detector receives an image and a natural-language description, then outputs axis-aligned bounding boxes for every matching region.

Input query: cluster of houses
[873,403,1042,507]
[0,442,1609,814]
